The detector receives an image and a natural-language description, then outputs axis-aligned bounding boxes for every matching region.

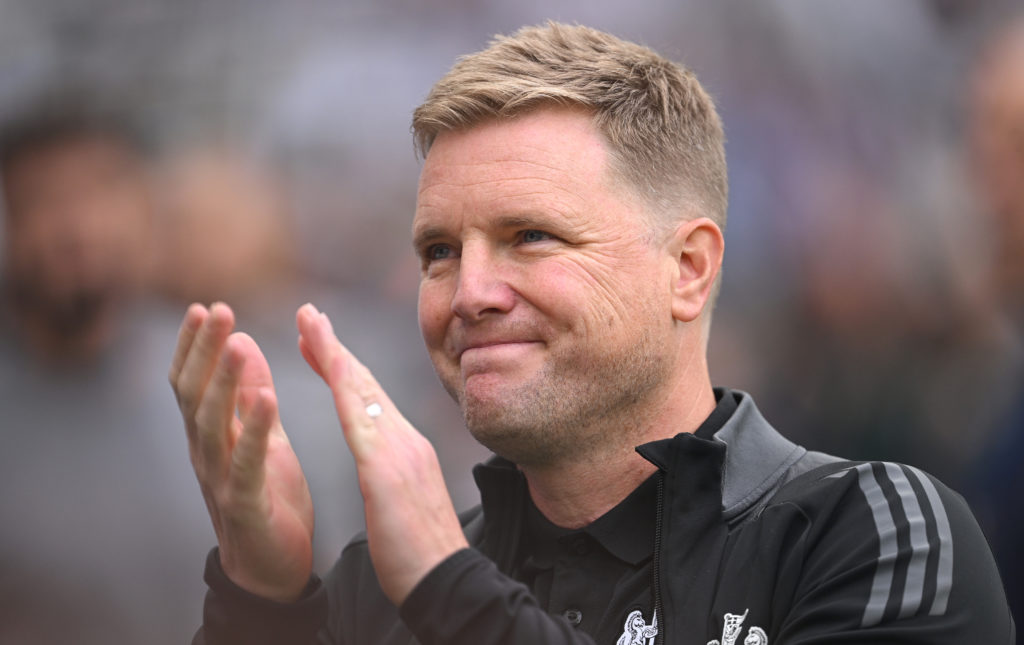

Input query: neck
[522,376,717,529]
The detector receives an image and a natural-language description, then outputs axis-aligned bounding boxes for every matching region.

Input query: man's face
[414,108,677,467]
[2,135,150,325]
[969,30,1024,295]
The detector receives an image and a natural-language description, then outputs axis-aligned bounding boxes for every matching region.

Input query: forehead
[414,108,617,225]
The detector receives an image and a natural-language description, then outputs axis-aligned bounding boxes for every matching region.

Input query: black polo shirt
[509,390,738,642]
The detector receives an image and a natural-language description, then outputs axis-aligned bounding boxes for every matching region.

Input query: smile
[458,341,543,365]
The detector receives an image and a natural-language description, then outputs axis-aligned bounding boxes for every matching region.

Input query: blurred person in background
[707,2,1019,507]
[153,145,296,308]
[0,99,153,365]
[0,95,214,645]
[968,15,1024,330]
[964,10,1024,632]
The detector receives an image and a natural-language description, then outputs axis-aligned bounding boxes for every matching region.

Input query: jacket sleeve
[775,462,1016,644]
[398,548,600,645]
[195,538,604,645]
[191,548,332,645]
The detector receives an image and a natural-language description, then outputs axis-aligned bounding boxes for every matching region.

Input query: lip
[456,340,541,360]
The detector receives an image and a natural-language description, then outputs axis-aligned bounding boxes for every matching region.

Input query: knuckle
[173,370,195,401]
[354,382,381,404]
[177,385,198,415]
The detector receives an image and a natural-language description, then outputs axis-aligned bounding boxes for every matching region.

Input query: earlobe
[667,218,724,323]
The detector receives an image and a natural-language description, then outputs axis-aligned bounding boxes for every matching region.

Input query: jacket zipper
[653,472,665,645]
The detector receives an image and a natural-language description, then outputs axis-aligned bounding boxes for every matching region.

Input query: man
[964,11,1024,634]
[1,102,153,365]
[171,23,1015,644]
[0,101,214,644]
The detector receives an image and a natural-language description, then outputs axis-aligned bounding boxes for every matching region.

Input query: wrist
[219,548,312,603]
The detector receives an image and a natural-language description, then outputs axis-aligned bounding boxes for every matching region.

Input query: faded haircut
[412,21,728,233]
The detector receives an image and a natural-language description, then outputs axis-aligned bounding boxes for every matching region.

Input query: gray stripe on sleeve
[884,462,930,618]
[906,465,954,616]
[857,463,899,628]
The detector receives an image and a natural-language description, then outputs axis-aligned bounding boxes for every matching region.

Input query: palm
[216,334,315,599]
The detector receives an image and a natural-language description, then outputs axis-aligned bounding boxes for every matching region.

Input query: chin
[466,421,556,467]
[461,396,571,468]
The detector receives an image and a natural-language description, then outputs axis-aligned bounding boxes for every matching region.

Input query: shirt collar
[519,472,660,567]
[516,391,740,566]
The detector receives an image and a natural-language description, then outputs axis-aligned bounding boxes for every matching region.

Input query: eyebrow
[493,214,552,229]
[411,225,447,252]
[412,212,566,251]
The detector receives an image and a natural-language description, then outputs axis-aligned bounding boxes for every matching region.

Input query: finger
[230,332,278,420]
[295,304,338,375]
[297,304,358,393]
[296,305,391,453]
[320,342,412,448]
[175,303,236,418]
[194,333,247,472]
[168,303,208,387]
[296,304,366,379]
[297,334,324,382]
[231,386,276,496]
[296,303,344,380]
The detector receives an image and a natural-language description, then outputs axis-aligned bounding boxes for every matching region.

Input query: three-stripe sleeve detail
[884,462,931,619]
[857,464,898,628]
[906,465,954,617]
[841,463,954,627]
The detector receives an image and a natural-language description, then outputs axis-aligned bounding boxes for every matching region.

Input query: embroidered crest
[743,627,768,645]
[706,609,768,645]
[616,609,658,645]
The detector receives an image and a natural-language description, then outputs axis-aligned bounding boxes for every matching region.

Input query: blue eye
[427,244,453,261]
[520,230,551,243]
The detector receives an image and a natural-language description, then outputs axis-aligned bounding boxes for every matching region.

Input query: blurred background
[0,0,1020,641]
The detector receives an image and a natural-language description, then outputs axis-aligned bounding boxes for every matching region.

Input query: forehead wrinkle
[479,177,588,212]
[418,170,590,218]
[422,156,590,190]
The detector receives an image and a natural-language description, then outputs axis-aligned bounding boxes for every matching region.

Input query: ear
[665,217,724,323]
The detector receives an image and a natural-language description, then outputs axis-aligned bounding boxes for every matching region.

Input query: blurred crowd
[0,0,1021,642]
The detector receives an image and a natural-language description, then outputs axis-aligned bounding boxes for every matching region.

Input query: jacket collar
[473,390,804,539]
[636,389,806,521]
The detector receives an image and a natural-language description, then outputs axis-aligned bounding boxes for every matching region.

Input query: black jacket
[197,391,1015,644]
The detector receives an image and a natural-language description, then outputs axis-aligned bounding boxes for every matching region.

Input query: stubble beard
[445,327,672,469]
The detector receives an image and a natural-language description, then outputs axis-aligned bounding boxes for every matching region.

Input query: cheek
[514,267,613,348]
[417,282,451,348]
[536,259,644,331]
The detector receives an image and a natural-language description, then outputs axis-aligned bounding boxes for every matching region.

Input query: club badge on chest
[616,609,657,645]
[706,609,768,645]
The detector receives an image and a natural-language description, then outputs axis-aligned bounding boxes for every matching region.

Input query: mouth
[456,337,544,364]
[457,340,540,361]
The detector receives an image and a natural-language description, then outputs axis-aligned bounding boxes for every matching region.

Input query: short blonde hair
[412,22,728,231]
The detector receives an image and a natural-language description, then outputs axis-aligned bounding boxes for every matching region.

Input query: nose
[450,242,515,321]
